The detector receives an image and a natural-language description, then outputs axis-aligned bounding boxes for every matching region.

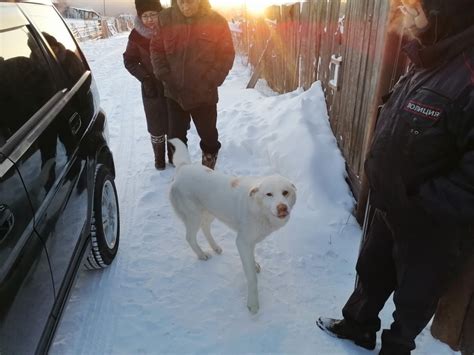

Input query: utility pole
[103,0,106,16]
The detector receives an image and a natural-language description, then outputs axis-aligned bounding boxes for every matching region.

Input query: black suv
[0,1,120,353]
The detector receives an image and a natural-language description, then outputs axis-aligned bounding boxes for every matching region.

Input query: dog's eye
[282,190,289,196]
[266,193,273,197]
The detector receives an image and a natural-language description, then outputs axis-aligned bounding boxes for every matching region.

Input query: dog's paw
[198,252,212,261]
[247,303,259,314]
[213,246,223,254]
[255,262,261,273]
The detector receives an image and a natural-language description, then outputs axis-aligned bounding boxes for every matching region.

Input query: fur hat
[135,0,162,16]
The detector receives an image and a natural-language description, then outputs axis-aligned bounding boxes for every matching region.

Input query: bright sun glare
[209,0,283,14]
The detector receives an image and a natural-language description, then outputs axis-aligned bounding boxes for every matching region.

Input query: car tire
[84,164,120,270]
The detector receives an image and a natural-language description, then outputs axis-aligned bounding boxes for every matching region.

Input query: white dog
[168,138,297,313]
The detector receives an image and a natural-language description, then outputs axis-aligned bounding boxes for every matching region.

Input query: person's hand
[142,76,157,98]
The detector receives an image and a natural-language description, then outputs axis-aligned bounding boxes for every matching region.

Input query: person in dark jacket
[123,0,171,170]
[317,0,474,354]
[150,0,235,169]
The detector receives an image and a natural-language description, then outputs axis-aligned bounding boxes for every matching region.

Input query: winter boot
[202,151,218,170]
[316,317,376,350]
[151,134,166,170]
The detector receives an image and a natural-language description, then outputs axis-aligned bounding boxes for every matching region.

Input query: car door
[17,3,94,301]
[0,6,56,353]
[0,155,56,355]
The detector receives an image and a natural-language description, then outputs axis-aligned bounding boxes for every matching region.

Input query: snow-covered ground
[50,34,457,355]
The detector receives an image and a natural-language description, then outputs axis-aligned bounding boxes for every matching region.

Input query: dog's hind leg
[201,213,222,254]
[170,188,210,260]
[185,214,211,261]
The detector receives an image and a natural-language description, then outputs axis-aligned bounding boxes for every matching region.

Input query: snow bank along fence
[241,0,474,352]
[240,0,409,211]
[66,16,133,41]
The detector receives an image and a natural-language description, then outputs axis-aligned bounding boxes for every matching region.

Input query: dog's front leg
[236,235,259,314]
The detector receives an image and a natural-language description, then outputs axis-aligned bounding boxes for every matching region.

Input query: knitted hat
[135,0,162,16]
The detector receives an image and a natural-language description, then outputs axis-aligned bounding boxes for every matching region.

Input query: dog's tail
[168,138,191,169]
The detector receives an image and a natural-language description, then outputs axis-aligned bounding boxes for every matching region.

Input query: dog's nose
[277,204,288,213]
[277,204,289,218]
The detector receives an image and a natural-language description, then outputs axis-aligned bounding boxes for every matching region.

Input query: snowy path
[50,34,456,355]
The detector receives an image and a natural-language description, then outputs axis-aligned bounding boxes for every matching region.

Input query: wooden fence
[66,19,103,41]
[66,17,133,42]
[239,0,409,216]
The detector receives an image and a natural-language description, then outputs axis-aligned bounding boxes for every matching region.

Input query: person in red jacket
[150,0,235,169]
[123,0,171,170]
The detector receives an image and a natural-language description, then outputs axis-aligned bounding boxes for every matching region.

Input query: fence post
[246,31,273,89]
[299,1,311,89]
[292,2,301,90]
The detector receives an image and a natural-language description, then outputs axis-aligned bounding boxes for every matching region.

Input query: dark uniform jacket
[366,25,474,231]
[150,4,235,111]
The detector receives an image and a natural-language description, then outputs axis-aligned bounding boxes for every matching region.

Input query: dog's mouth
[277,211,289,219]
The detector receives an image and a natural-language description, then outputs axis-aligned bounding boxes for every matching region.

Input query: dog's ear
[249,187,259,197]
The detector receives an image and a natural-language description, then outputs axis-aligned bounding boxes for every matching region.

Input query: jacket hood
[134,16,155,39]
[419,0,474,44]
[404,24,474,68]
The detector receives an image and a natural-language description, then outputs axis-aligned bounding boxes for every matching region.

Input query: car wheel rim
[101,180,118,249]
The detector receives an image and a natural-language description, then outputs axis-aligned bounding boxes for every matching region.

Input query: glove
[142,76,157,98]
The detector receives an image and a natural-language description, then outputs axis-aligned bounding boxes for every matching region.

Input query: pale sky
[66,0,299,17]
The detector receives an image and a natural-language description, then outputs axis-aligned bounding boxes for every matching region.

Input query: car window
[20,4,87,88]
[0,26,57,148]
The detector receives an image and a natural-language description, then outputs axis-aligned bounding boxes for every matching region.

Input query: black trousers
[342,209,471,352]
[167,98,221,154]
[142,80,169,137]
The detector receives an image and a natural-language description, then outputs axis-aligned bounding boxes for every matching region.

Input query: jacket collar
[134,16,155,39]
[403,25,474,68]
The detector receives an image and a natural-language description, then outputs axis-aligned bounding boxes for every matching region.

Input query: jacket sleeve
[415,88,474,225]
[205,16,236,87]
[123,38,149,82]
[150,24,174,86]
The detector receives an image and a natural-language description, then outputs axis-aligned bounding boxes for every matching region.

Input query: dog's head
[249,175,297,226]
